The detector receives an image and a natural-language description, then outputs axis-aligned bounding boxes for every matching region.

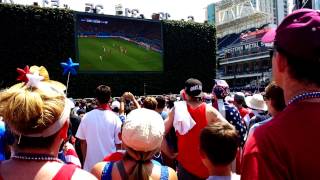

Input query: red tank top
[176,102,209,178]
[52,164,77,180]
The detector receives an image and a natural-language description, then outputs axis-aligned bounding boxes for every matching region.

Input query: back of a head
[122,108,164,152]
[111,100,120,113]
[265,82,286,112]
[234,92,246,106]
[212,79,230,99]
[167,95,176,109]
[95,85,111,104]
[0,81,68,148]
[184,78,204,101]
[142,96,157,110]
[121,108,165,180]
[156,95,166,109]
[262,9,320,86]
[200,121,239,166]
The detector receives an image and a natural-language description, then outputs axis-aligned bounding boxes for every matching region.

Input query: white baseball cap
[121,108,165,152]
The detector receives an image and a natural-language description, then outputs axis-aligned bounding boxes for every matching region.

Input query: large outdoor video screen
[75,13,163,72]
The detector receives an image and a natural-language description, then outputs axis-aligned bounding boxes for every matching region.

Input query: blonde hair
[29,65,66,92]
[142,96,158,110]
[0,82,66,135]
[29,65,50,81]
[125,146,159,180]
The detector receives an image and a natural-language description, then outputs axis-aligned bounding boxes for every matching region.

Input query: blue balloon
[60,58,79,75]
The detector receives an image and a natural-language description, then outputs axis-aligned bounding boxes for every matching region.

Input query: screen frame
[74,11,164,74]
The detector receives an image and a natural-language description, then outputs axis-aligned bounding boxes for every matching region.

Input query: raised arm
[126,92,141,109]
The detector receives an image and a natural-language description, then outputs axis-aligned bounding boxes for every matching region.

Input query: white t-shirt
[207,173,240,180]
[76,109,122,171]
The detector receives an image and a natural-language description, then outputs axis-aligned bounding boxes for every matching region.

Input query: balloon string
[66,72,70,96]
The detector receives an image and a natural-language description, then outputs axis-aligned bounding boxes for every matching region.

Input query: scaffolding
[215,0,274,37]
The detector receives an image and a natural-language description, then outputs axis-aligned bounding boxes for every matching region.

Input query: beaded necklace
[288,92,320,105]
[12,153,63,163]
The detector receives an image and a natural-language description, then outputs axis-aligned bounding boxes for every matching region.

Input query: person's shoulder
[90,161,108,179]
[225,103,239,112]
[167,166,178,180]
[205,104,216,114]
[72,167,98,180]
[105,110,120,117]
[245,118,277,154]
[205,104,225,123]
[152,164,177,180]
[81,109,98,118]
[0,121,5,130]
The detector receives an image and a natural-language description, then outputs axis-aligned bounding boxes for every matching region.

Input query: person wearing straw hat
[247,82,286,136]
[241,9,320,179]
[0,67,96,179]
[244,93,270,129]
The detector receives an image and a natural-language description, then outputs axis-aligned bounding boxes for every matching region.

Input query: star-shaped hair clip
[16,65,30,83]
[26,71,44,88]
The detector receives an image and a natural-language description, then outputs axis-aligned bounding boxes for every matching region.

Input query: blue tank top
[101,160,169,180]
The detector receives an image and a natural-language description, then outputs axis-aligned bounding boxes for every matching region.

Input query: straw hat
[245,94,268,111]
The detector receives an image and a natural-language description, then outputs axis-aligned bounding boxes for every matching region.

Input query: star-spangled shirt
[215,101,247,147]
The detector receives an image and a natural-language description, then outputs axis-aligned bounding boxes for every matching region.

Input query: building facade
[215,0,288,91]
[206,3,216,24]
[294,0,320,9]
[316,0,320,9]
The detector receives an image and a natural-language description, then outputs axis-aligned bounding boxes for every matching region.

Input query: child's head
[200,121,239,167]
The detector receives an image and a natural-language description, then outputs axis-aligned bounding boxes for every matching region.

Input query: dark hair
[234,97,244,106]
[112,107,119,113]
[75,101,80,107]
[167,96,176,109]
[156,96,166,109]
[275,45,320,86]
[200,122,239,166]
[94,85,111,104]
[264,82,286,112]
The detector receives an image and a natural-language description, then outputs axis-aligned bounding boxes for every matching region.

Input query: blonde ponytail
[0,82,65,135]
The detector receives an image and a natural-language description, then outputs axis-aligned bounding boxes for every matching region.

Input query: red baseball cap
[262,9,320,61]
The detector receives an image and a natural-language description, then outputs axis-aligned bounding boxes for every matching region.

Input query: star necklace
[288,91,320,105]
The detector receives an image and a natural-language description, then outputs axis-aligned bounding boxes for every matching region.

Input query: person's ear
[275,52,288,73]
[199,149,211,169]
[199,148,207,160]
